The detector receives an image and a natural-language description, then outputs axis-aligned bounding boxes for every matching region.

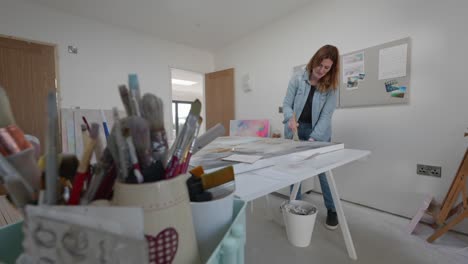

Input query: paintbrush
[100,110,110,139]
[141,94,168,163]
[107,108,129,181]
[82,123,102,163]
[92,122,104,160]
[68,123,99,205]
[81,148,114,203]
[292,112,299,141]
[123,128,144,183]
[179,117,202,174]
[93,164,116,200]
[81,124,89,146]
[0,85,16,127]
[119,85,133,116]
[58,154,80,181]
[165,99,201,179]
[128,74,142,116]
[38,154,79,180]
[193,123,225,154]
[126,116,152,168]
[82,116,91,131]
[45,92,58,205]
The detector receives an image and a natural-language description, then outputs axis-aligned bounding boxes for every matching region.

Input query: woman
[282,44,340,230]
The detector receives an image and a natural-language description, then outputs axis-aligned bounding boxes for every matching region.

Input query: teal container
[205,199,247,264]
[0,200,247,264]
[0,221,23,264]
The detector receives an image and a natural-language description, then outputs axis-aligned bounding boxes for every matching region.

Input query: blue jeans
[289,123,336,212]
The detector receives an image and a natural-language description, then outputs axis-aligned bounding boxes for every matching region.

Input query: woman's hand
[288,117,298,130]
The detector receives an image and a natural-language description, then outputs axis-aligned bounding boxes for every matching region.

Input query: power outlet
[417,164,442,178]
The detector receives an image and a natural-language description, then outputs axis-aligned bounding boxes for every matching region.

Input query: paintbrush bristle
[189,99,202,117]
[141,93,165,130]
[156,97,164,128]
[0,86,16,127]
[59,154,79,180]
[89,123,100,139]
[119,85,132,116]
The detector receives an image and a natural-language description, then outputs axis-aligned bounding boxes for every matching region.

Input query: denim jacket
[282,69,337,141]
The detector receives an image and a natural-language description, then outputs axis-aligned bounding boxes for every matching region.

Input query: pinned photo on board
[385,80,399,92]
[346,76,359,90]
[391,86,406,98]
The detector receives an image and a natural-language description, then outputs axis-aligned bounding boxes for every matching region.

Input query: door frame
[168,66,206,139]
[0,34,61,150]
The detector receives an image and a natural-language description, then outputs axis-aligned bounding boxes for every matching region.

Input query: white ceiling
[27,0,313,51]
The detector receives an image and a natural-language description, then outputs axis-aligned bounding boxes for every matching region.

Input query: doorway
[170,68,205,138]
[0,36,58,150]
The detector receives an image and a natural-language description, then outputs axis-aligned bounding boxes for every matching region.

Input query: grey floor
[245,193,468,264]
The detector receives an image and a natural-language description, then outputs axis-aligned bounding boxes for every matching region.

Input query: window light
[171,79,197,86]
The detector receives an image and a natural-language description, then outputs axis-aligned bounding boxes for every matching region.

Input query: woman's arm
[309,90,337,141]
[282,76,298,124]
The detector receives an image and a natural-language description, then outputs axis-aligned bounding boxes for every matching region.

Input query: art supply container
[112,173,201,264]
[191,189,234,262]
[281,200,317,247]
[206,199,246,264]
[6,147,41,191]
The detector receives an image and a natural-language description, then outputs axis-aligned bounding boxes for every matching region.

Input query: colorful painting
[229,119,270,138]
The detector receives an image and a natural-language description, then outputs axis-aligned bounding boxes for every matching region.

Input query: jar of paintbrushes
[0,73,207,263]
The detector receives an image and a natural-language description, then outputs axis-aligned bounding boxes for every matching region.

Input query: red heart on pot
[146,227,179,264]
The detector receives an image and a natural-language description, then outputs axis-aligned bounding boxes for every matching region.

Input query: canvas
[229,119,270,138]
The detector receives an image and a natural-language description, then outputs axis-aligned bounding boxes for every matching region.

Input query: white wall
[215,0,468,232]
[0,0,214,139]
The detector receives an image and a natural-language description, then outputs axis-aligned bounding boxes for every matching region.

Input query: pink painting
[229,119,270,138]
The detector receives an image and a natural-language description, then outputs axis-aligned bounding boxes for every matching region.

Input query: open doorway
[170,68,205,139]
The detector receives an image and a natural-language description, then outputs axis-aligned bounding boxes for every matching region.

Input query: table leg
[326,170,357,260]
[290,182,301,200]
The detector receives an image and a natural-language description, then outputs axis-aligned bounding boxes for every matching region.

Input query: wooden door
[205,68,234,136]
[0,36,57,149]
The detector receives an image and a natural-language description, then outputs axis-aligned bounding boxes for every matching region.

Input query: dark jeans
[289,123,336,211]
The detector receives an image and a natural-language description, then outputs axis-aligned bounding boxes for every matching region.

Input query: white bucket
[191,191,234,262]
[281,200,317,247]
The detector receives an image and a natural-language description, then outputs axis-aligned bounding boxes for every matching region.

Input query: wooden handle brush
[165,100,201,179]
[179,117,202,174]
[292,112,299,141]
[68,123,99,205]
